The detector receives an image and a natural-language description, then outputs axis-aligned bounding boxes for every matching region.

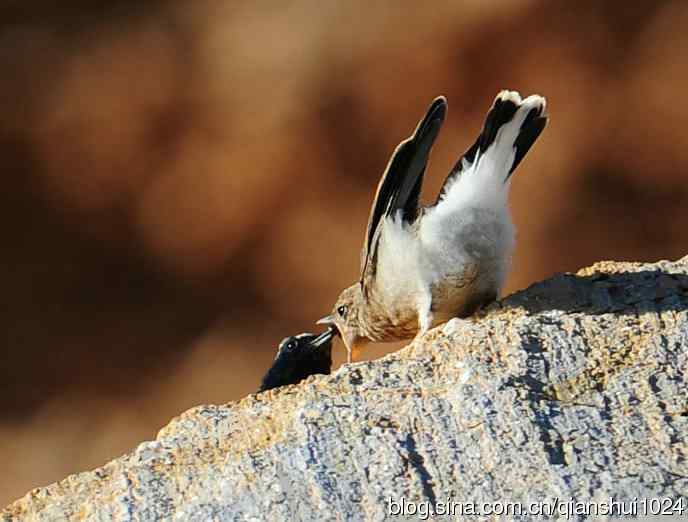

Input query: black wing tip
[429,95,448,117]
[414,95,447,138]
[510,113,547,175]
[481,90,548,164]
[479,91,520,152]
[493,90,548,123]
[509,94,548,175]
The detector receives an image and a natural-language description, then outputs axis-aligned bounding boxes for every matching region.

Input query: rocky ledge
[3,258,688,521]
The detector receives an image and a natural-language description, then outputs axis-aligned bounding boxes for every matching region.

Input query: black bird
[259,328,335,392]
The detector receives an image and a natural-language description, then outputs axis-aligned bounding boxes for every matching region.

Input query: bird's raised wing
[359,96,447,293]
[435,90,547,204]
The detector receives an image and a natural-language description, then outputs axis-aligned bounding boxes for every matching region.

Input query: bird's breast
[359,296,420,343]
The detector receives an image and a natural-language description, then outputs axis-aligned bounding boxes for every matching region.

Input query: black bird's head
[258,328,335,392]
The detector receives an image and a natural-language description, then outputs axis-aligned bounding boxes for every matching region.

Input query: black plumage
[259,329,335,392]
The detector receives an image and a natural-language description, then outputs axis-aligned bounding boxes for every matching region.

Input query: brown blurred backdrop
[2,0,687,505]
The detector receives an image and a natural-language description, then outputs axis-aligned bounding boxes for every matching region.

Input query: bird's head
[317,283,367,360]
[259,328,334,392]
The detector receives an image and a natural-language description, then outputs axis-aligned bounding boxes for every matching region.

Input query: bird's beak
[311,328,334,348]
[316,314,335,326]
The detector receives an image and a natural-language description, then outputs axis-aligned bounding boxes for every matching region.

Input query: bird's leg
[346,345,363,364]
[418,311,433,337]
[414,313,433,343]
[414,290,433,342]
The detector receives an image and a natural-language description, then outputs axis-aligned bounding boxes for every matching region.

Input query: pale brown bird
[318,90,547,362]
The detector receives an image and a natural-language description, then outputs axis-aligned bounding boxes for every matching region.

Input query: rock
[4,257,688,521]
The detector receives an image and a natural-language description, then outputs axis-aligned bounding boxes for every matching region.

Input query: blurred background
[2,0,688,505]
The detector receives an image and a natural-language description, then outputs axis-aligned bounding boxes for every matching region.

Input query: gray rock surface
[4,258,688,521]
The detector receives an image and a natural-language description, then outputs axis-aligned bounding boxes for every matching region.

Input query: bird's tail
[436,90,547,206]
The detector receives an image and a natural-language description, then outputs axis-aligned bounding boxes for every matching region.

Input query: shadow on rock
[501,266,688,316]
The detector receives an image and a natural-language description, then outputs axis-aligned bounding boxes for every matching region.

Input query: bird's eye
[337,305,347,318]
[286,340,297,351]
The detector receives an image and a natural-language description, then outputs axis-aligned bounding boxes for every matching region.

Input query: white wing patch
[373,213,425,309]
[433,91,545,217]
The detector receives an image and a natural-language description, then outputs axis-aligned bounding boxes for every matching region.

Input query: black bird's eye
[286,340,297,351]
[337,305,347,318]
